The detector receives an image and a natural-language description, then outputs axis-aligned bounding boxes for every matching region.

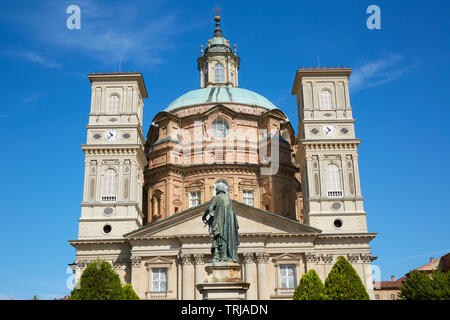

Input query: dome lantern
[197,10,240,88]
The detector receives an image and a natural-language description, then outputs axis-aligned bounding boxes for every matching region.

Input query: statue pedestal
[196,262,250,300]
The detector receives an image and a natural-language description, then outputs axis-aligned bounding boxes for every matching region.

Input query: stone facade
[69,14,377,300]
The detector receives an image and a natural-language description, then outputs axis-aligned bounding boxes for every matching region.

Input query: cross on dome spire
[213,6,223,37]
[197,9,240,88]
[214,6,222,16]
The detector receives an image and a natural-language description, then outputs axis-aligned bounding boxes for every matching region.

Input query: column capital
[255,252,269,264]
[131,256,141,267]
[321,254,333,264]
[75,260,89,270]
[180,253,192,265]
[304,253,317,263]
[347,253,359,263]
[242,252,254,264]
[113,259,128,270]
[360,253,373,263]
[193,253,205,265]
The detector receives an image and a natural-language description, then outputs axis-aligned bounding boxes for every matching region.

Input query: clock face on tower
[105,129,119,142]
[323,124,337,136]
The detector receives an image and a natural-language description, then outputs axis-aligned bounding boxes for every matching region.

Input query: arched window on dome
[320,90,332,110]
[109,95,120,114]
[214,63,225,82]
[326,164,343,198]
[211,118,229,138]
[203,65,208,86]
[102,168,117,203]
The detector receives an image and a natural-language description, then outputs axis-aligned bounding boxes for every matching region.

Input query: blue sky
[0,0,449,299]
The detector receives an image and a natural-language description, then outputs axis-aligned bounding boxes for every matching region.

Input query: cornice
[299,139,360,150]
[127,232,319,242]
[144,163,260,178]
[87,72,148,98]
[68,239,128,246]
[291,68,352,95]
[318,232,377,240]
[81,144,142,149]
[301,119,356,124]
[308,195,364,202]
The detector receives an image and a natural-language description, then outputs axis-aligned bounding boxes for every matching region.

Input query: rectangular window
[375,294,380,300]
[189,192,201,208]
[152,268,167,292]
[390,294,395,300]
[279,265,295,289]
[242,190,254,206]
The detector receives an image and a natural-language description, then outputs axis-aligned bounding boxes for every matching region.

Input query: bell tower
[78,72,148,239]
[197,13,240,88]
[292,68,368,233]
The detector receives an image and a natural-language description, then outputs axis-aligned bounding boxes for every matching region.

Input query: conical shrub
[324,256,370,300]
[293,269,326,300]
[70,259,125,300]
[123,283,140,300]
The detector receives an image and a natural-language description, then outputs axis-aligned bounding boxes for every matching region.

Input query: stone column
[180,254,193,300]
[360,253,375,299]
[243,252,256,300]
[255,252,269,300]
[130,257,142,298]
[193,254,205,300]
[304,253,315,271]
[145,264,152,300]
[352,154,362,196]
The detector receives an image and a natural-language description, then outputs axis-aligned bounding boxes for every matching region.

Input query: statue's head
[215,184,227,195]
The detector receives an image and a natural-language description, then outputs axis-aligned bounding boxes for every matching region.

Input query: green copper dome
[165,87,279,112]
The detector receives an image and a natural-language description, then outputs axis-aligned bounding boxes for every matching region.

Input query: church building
[69,14,377,300]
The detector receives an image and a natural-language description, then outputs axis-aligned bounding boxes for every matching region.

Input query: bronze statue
[202,184,240,262]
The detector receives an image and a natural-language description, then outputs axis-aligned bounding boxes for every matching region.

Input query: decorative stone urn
[196,262,250,300]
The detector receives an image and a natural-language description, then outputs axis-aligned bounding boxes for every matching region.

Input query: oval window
[211,118,229,138]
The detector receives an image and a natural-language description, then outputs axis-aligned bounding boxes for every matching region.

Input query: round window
[103,225,112,234]
[333,219,343,228]
[211,118,229,138]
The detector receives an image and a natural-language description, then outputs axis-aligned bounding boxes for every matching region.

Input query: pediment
[124,201,321,239]
[238,179,257,187]
[272,253,302,263]
[185,180,204,189]
[144,256,173,265]
[203,104,237,118]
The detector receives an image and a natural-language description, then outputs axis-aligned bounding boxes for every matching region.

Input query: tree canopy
[399,269,449,300]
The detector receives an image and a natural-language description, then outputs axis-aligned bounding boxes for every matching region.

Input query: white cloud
[5,1,203,68]
[0,50,60,68]
[23,94,43,104]
[22,52,61,68]
[350,54,418,91]
[384,248,449,265]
